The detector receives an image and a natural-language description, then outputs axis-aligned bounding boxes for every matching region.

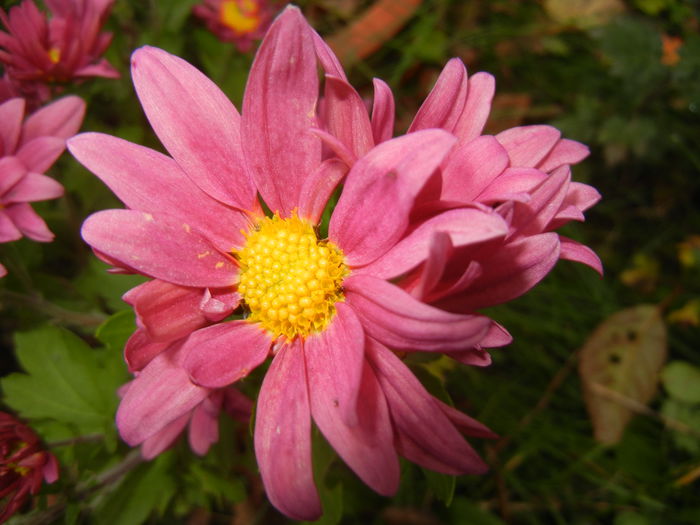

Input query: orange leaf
[579,305,668,445]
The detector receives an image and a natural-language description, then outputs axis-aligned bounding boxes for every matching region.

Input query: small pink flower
[70,7,501,520]
[192,0,274,52]
[0,95,85,278]
[0,0,119,103]
[0,412,58,523]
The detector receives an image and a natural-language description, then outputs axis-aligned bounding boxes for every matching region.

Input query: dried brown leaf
[579,304,667,445]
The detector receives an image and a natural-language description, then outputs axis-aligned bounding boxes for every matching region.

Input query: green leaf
[188,463,246,503]
[661,400,700,455]
[663,361,700,403]
[578,305,667,445]
[449,499,507,525]
[0,325,127,437]
[96,309,136,353]
[423,468,456,506]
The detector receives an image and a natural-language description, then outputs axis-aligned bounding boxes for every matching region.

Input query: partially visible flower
[0,95,85,277]
[0,412,58,523]
[0,0,119,104]
[193,0,274,52]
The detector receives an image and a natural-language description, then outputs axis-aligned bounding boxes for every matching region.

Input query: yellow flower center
[219,0,260,33]
[48,47,61,64]
[236,214,348,340]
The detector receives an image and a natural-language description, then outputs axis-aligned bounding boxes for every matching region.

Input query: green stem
[0,290,107,327]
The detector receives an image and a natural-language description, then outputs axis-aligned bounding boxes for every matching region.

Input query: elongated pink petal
[16,136,66,173]
[538,138,589,172]
[448,347,492,366]
[123,328,170,373]
[42,454,59,484]
[366,340,488,474]
[3,172,62,203]
[0,156,27,194]
[0,211,23,242]
[3,203,53,241]
[564,181,601,213]
[308,350,399,496]
[183,321,271,388]
[371,78,395,144]
[189,392,222,455]
[323,75,374,160]
[123,279,208,342]
[117,348,210,446]
[0,97,24,155]
[297,159,347,223]
[436,400,498,439]
[408,58,468,134]
[242,6,320,217]
[141,413,189,460]
[513,169,570,236]
[330,130,457,266]
[0,263,7,278]
[497,125,561,168]
[438,232,561,312]
[21,95,85,143]
[453,72,495,143]
[254,341,321,521]
[345,274,490,351]
[559,236,603,275]
[311,29,347,80]
[82,210,238,287]
[304,303,364,426]
[475,167,546,203]
[441,136,510,202]
[68,133,249,252]
[362,207,507,279]
[131,46,255,209]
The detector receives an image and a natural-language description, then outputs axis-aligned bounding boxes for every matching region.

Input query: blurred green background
[1,0,700,523]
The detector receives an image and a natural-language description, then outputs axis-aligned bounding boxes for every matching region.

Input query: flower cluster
[0,0,118,106]
[0,95,85,278]
[193,0,274,52]
[70,6,600,520]
[0,412,58,523]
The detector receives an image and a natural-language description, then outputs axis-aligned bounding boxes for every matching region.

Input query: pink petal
[330,130,457,267]
[496,125,561,168]
[453,72,495,143]
[513,169,570,236]
[117,348,210,446]
[475,167,546,204]
[200,288,241,322]
[564,181,601,213]
[311,28,347,80]
[345,274,490,351]
[304,303,364,426]
[0,97,24,155]
[0,263,7,278]
[0,156,27,194]
[183,321,271,388]
[436,399,498,439]
[323,75,374,160]
[141,413,189,460]
[16,136,66,173]
[297,159,347,223]
[362,207,507,279]
[438,232,561,312]
[371,78,395,144]
[189,392,223,455]
[123,328,170,373]
[42,454,59,484]
[131,46,255,209]
[441,136,510,202]
[68,133,250,252]
[81,209,238,287]
[0,210,24,242]
[537,138,589,172]
[123,279,209,342]
[308,350,399,496]
[3,172,63,203]
[408,58,468,134]
[366,339,488,475]
[254,340,321,521]
[448,347,492,366]
[242,6,321,217]
[3,203,53,242]
[559,236,603,275]
[21,95,85,143]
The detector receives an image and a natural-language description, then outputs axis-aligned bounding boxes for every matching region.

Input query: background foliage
[1,0,700,523]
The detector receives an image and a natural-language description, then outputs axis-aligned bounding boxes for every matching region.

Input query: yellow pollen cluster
[47,47,61,64]
[236,214,348,340]
[219,0,260,33]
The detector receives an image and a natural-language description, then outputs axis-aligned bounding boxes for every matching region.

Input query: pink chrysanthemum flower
[70,7,505,520]
[0,95,85,278]
[0,0,118,103]
[0,412,58,522]
[193,0,274,52]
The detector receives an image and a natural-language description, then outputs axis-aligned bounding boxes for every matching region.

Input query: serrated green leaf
[0,325,127,435]
[96,309,136,352]
[662,361,700,403]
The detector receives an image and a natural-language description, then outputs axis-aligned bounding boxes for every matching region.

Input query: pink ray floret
[0,95,85,277]
[70,6,599,521]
